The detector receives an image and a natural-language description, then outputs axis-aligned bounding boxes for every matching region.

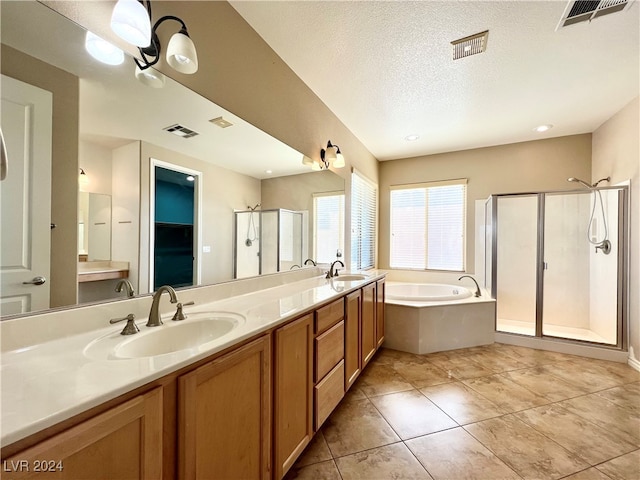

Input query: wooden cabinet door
[178,335,271,480]
[274,313,313,480]
[2,388,163,480]
[376,279,385,348]
[345,289,361,390]
[361,283,376,367]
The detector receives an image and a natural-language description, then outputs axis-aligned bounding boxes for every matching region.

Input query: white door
[0,75,53,315]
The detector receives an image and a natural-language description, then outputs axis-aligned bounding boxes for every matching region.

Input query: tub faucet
[115,279,135,298]
[458,275,481,297]
[147,285,178,327]
[326,260,344,278]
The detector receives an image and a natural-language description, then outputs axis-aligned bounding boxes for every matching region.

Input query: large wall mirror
[0,0,345,317]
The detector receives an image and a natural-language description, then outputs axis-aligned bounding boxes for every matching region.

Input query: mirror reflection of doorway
[151,162,200,290]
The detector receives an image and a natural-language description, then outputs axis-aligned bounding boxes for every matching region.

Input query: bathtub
[386,283,473,302]
[384,282,496,354]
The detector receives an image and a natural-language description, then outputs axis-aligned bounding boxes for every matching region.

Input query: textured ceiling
[230,1,640,160]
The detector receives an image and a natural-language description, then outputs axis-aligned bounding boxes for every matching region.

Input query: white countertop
[0,271,384,447]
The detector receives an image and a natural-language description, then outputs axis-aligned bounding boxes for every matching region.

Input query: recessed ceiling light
[404,134,420,142]
[534,124,553,133]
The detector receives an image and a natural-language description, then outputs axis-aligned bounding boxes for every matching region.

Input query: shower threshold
[497,318,614,344]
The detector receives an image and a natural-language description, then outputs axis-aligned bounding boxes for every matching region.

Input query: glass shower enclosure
[234,208,306,279]
[486,186,628,348]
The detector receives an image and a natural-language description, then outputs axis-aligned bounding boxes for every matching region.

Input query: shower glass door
[542,189,622,345]
[495,195,538,336]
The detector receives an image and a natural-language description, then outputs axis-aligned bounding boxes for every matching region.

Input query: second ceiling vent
[557,0,632,29]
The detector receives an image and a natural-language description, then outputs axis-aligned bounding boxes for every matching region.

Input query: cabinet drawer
[315,320,344,381]
[314,360,345,429]
[315,298,344,334]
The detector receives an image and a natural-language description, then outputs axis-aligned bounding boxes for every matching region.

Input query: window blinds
[351,170,377,270]
[390,180,466,271]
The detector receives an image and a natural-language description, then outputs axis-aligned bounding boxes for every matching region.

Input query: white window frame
[389,178,467,272]
[351,169,377,271]
[313,191,345,264]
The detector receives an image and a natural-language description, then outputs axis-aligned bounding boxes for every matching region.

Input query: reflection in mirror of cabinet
[78,192,112,261]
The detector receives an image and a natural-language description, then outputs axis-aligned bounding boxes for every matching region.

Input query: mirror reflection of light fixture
[78,168,90,189]
[84,31,125,66]
[134,64,166,88]
[319,140,345,169]
[89,1,198,87]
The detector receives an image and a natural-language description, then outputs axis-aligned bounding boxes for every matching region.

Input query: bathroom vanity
[0,270,385,479]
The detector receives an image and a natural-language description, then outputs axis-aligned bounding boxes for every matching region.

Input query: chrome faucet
[115,279,135,298]
[147,285,178,327]
[326,260,344,279]
[458,275,481,297]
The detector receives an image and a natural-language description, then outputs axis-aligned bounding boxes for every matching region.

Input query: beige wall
[592,96,639,362]
[379,134,592,272]
[1,45,79,308]
[139,141,260,293]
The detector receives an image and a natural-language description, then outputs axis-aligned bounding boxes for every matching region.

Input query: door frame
[148,158,202,290]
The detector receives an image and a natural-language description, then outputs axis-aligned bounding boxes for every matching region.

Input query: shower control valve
[595,240,611,255]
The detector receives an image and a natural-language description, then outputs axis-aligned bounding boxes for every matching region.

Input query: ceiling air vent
[451,30,489,61]
[163,124,199,139]
[556,0,632,29]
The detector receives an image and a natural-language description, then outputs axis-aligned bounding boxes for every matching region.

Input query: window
[313,192,345,264]
[390,179,466,271]
[351,170,377,270]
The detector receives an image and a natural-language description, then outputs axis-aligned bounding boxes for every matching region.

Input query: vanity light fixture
[111,0,152,47]
[134,64,166,88]
[78,168,90,188]
[319,141,345,169]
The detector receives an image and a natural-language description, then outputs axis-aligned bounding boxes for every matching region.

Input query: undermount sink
[84,312,244,360]
[332,274,367,282]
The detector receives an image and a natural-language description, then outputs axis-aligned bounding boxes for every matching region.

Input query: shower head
[567,177,593,189]
[592,177,611,187]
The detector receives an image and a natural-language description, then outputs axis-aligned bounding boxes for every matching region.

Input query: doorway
[150,160,201,290]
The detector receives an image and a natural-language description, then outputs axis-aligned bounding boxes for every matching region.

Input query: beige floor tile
[595,382,640,414]
[284,459,342,480]
[515,404,637,465]
[390,359,454,387]
[293,430,333,468]
[322,397,400,457]
[420,382,505,425]
[375,348,426,365]
[502,367,589,402]
[463,350,530,372]
[559,394,640,447]
[497,345,579,365]
[465,415,588,479]
[595,449,640,480]
[335,442,432,479]
[370,390,457,439]
[406,427,520,480]
[561,467,614,480]
[426,357,496,380]
[463,374,549,412]
[358,362,415,397]
[539,362,628,392]
[567,358,640,385]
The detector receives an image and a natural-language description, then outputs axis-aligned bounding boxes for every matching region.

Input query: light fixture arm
[135,12,191,71]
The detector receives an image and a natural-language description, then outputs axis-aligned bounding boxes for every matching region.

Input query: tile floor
[285,343,640,480]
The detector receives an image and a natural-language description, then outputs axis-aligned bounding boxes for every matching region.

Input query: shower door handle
[542,262,548,270]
